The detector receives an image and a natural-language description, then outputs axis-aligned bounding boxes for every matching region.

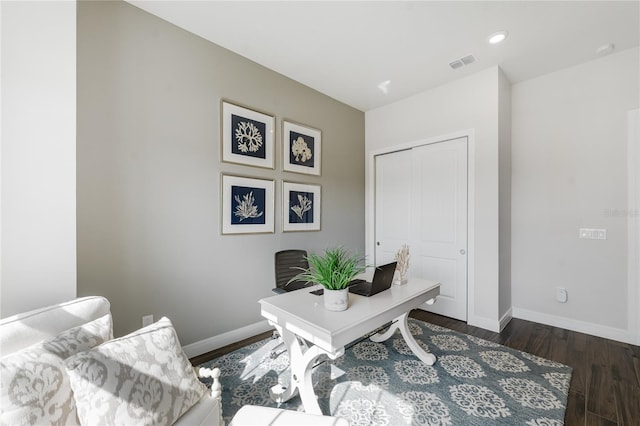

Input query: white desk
[258,277,440,415]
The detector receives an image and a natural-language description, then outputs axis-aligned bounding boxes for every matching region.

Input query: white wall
[366,66,505,331]
[498,69,512,326]
[511,47,640,343]
[0,1,77,317]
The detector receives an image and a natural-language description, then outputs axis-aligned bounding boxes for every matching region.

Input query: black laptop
[348,261,397,297]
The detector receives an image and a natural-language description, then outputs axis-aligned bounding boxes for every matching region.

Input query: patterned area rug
[199,318,572,425]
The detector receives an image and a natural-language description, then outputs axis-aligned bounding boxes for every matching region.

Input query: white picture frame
[283,120,321,175]
[282,181,321,232]
[222,174,275,235]
[221,100,275,169]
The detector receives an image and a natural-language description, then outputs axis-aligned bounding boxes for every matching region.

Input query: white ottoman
[229,405,349,426]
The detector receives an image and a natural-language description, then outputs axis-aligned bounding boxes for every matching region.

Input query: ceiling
[126,1,640,112]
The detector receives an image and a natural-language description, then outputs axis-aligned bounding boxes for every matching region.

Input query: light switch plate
[579,228,607,240]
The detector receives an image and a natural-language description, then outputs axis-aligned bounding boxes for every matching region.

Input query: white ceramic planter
[323,288,349,311]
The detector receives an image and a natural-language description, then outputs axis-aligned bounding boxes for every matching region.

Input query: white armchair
[0,296,223,426]
[0,297,348,426]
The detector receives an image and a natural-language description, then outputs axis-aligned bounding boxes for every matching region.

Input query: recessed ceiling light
[488,31,509,45]
[377,80,391,94]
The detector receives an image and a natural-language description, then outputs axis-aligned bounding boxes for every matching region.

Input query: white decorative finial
[395,244,410,285]
[199,367,222,400]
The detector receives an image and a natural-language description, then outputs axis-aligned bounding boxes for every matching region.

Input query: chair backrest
[274,249,310,292]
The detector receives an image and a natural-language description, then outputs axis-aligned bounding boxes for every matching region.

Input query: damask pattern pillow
[64,317,207,426]
[0,314,113,426]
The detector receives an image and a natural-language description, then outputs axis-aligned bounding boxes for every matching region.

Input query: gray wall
[77,1,365,345]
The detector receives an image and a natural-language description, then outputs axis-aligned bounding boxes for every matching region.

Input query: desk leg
[269,328,344,415]
[370,312,436,366]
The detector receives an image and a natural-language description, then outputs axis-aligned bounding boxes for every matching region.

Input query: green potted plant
[292,247,365,311]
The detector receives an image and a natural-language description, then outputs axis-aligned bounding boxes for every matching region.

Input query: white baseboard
[466,309,512,333]
[182,320,273,359]
[512,307,637,345]
[499,308,513,332]
[467,314,501,332]
[183,308,637,360]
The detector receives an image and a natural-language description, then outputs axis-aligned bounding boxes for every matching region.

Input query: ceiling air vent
[461,55,476,65]
[449,60,464,70]
[449,54,477,70]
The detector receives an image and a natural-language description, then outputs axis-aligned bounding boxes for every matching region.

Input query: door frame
[628,109,640,345]
[366,129,476,322]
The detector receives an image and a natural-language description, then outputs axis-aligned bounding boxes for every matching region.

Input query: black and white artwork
[283,121,321,175]
[222,101,274,169]
[231,185,265,225]
[222,175,274,234]
[283,181,321,232]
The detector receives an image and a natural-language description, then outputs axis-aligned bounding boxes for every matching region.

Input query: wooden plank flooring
[190,310,640,425]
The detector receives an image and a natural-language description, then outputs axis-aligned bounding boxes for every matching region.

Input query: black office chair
[272,249,311,294]
[270,249,385,360]
[270,249,311,358]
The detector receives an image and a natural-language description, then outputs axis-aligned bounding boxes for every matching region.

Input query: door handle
[376,242,380,246]
[460,249,466,255]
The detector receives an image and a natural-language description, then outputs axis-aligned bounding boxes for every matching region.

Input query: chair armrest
[272,288,288,295]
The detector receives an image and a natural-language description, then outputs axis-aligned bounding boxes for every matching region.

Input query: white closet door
[410,138,468,320]
[374,149,412,266]
[375,137,468,321]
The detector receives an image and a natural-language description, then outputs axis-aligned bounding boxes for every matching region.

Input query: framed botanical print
[222,174,274,234]
[282,181,321,232]
[283,120,321,175]
[221,100,275,169]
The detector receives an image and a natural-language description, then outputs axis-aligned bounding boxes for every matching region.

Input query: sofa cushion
[0,296,111,356]
[65,317,207,426]
[0,314,113,425]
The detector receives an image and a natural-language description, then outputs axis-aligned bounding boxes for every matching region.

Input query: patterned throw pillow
[0,314,113,426]
[64,317,207,426]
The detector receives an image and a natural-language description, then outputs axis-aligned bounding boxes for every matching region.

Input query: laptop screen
[372,261,397,289]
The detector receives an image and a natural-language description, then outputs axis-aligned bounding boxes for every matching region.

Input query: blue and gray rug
[199,318,571,425]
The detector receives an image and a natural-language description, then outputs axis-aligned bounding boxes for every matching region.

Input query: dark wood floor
[191,310,640,426]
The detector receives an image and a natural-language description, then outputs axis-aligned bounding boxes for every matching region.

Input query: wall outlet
[142,314,154,327]
[556,287,568,303]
